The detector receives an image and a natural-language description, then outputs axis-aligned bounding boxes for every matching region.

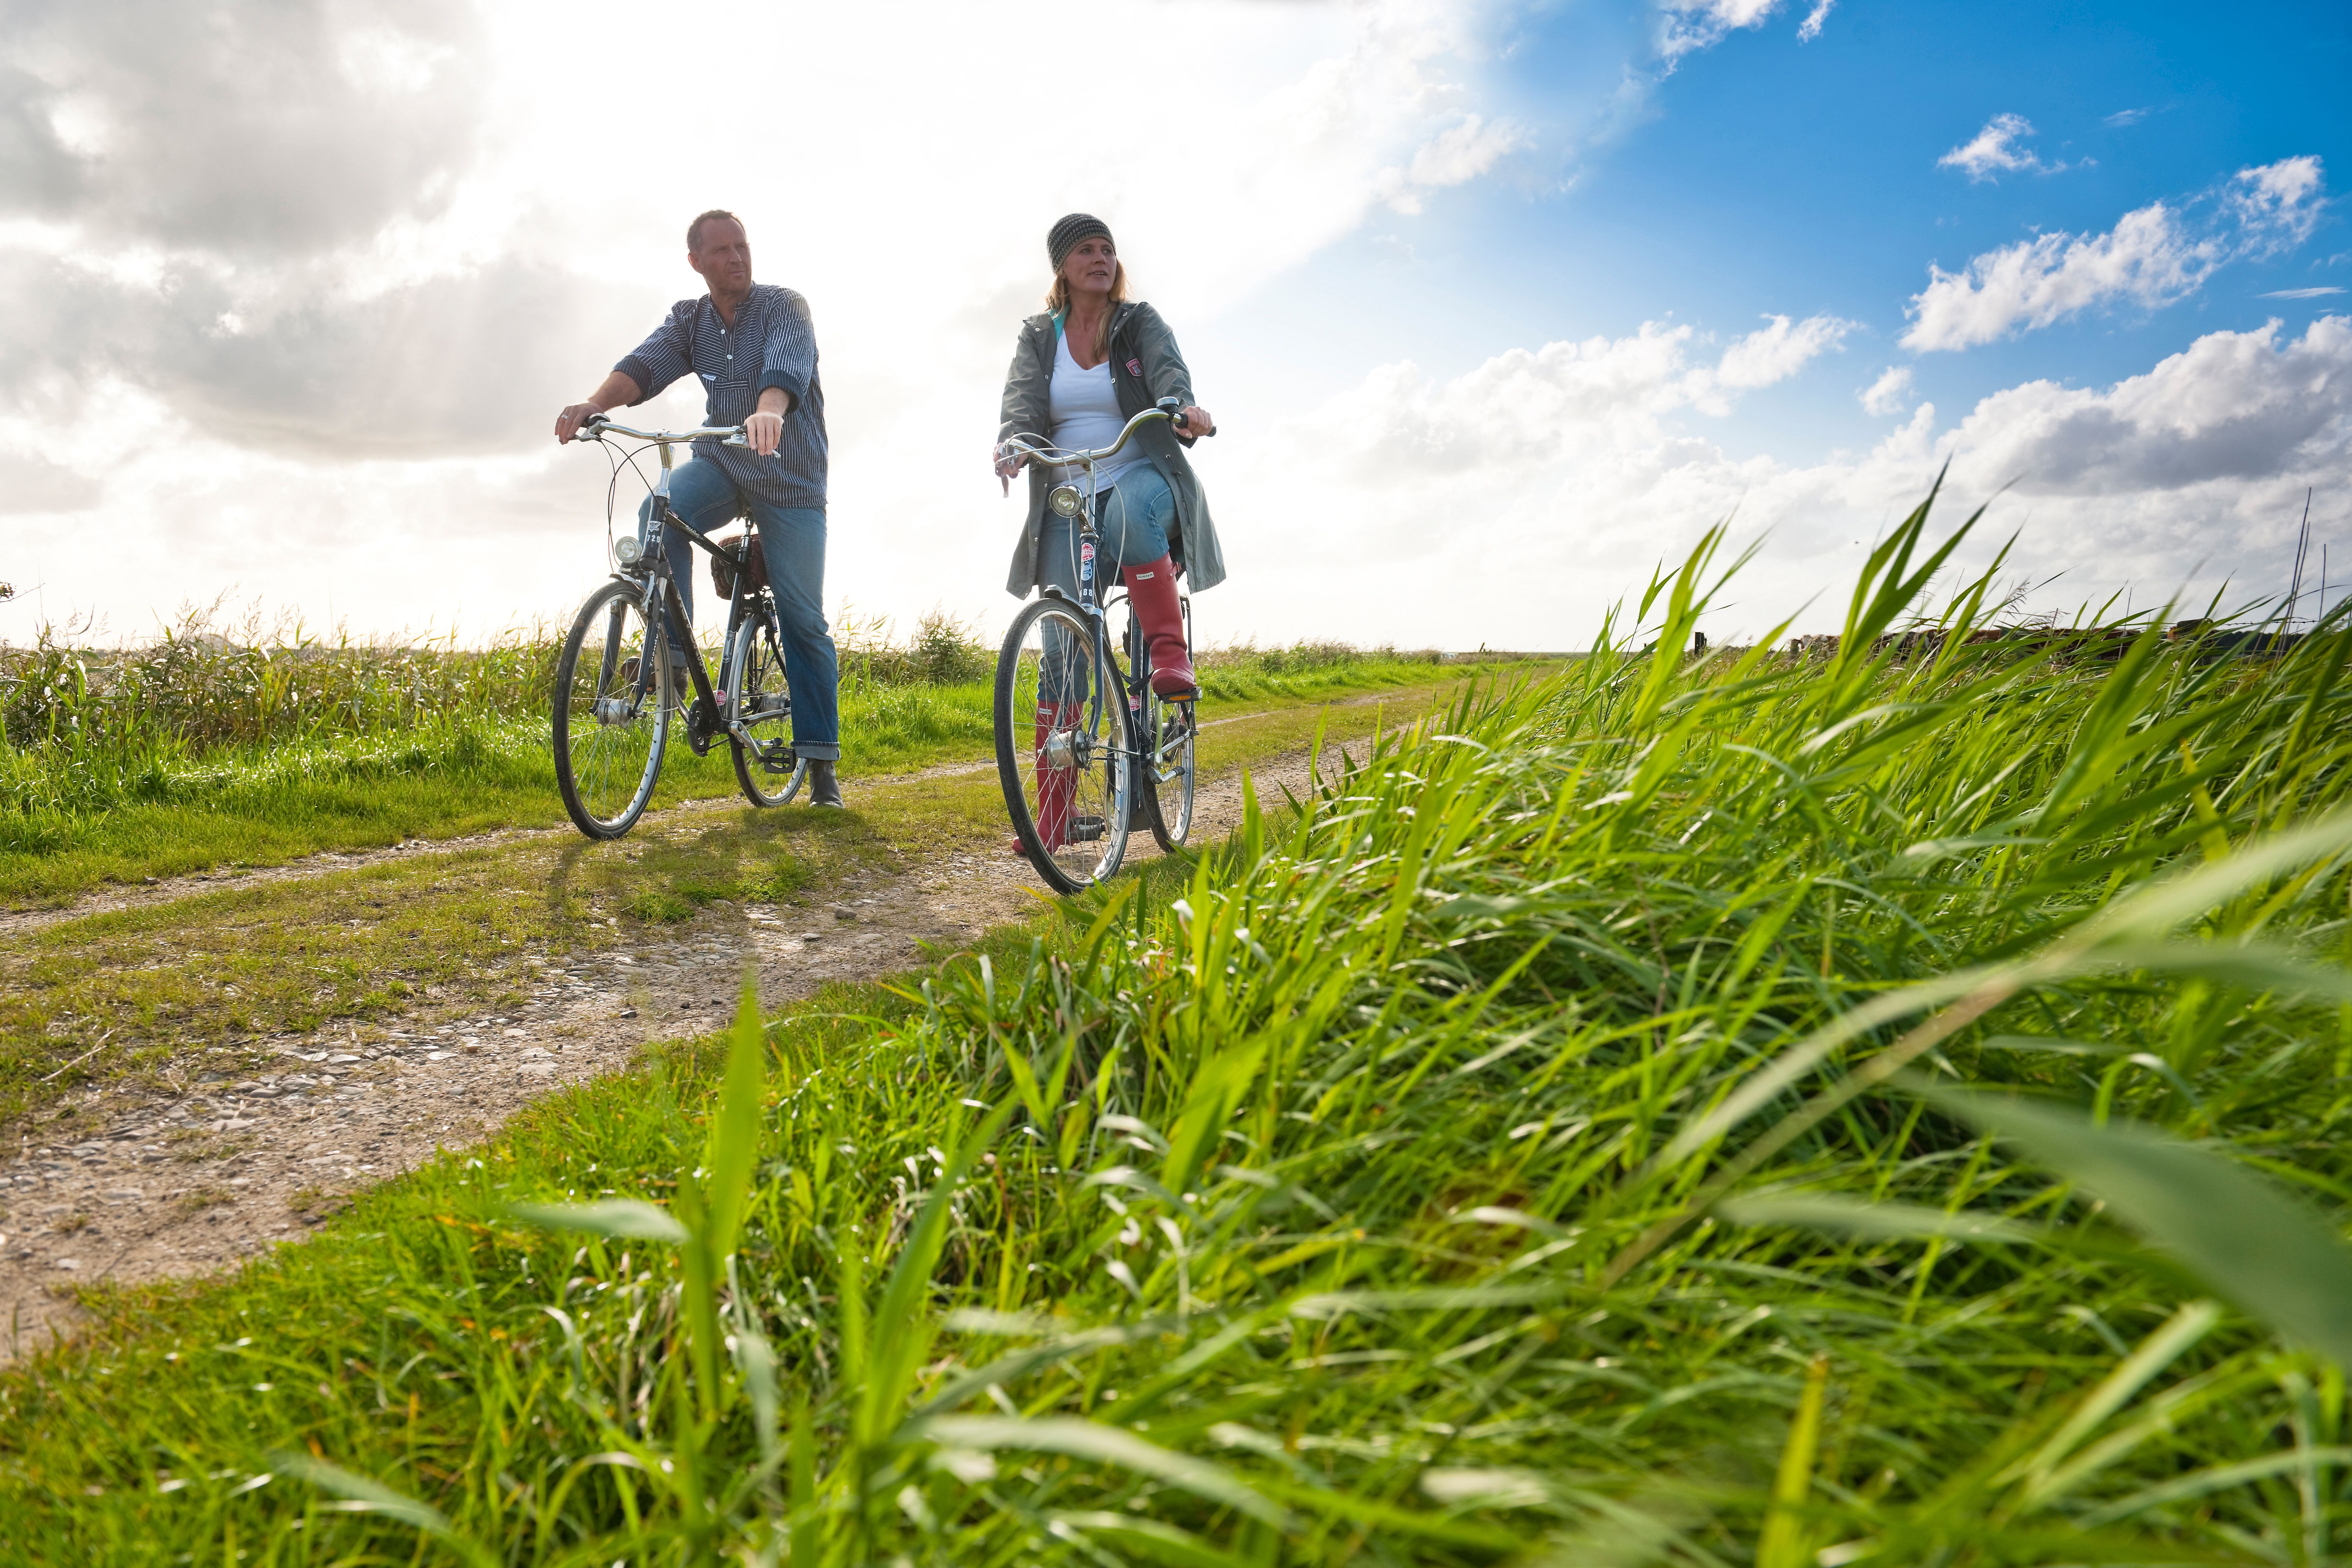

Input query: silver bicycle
[551,416,807,839]
[992,397,1200,894]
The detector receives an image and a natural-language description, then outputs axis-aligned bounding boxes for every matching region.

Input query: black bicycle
[551,416,806,839]
[992,397,1201,894]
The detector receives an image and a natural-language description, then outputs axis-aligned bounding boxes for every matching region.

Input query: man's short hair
[687,208,742,252]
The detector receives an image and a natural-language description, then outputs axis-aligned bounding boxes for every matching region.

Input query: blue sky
[1201,0,2352,640]
[1304,0,2351,386]
[2,0,2347,649]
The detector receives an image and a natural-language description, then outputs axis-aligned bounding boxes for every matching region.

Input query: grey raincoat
[998,300,1227,597]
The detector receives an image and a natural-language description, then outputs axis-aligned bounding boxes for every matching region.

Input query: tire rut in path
[0,744,1337,1364]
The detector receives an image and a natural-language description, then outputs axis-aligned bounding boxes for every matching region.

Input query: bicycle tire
[1136,590,1197,852]
[994,597,1132,895]
[726,611,807,807]
[553,579,670,840]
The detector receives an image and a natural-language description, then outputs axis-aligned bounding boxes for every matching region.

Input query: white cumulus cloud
[1902,157,2328,352]
[1197,314,2352,647]
[1378,114,1529,215]
[1860,366,1914,416]
[1937,113,2049,182]
[1714,313,1855,390]
[1657,0,1789,64]
[2227,155,2326,252]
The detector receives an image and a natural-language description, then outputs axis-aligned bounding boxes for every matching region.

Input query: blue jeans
[1034,464,1175,708]
[637,459,841,760]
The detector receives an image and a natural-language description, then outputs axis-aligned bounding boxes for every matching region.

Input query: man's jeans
[1033,464,1176,709]
[636,458,841,761]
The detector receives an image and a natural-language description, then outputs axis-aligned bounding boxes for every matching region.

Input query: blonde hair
[1046,258,1129,360]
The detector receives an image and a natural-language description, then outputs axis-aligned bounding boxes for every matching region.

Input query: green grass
[0,637,1454,905]
[19,496,2352,1562]
[0,672,1480,1139]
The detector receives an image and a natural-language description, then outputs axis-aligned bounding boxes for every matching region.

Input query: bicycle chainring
[686,696,720,757]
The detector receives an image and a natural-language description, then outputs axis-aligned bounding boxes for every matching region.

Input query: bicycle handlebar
[999,398,1215,472]
[579,415,751,448]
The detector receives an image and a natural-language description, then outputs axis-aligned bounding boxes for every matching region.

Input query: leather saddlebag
[710,531,770,600]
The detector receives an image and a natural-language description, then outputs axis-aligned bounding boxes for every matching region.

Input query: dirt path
[0,745,1338,1363]
[0,700,1313,944]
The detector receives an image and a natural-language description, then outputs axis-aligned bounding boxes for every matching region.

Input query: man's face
[690,219,752,293]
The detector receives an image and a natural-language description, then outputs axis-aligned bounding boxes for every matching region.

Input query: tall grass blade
[1913,1085,2352,1365]
[269,1451,500,1568]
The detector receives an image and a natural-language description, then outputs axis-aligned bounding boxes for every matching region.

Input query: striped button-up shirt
[615,283,827,509]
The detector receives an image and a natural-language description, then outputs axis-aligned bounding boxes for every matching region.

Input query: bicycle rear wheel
[726,609,806,807]
[994,597,1132,895]
[553,579,670,839]
[1136,591,1196,851]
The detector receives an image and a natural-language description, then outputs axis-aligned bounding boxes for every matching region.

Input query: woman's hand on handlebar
[993,440,1026,496]
[1176,404,1215,438]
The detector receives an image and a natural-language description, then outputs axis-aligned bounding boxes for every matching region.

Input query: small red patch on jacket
[1126,358,1142,376]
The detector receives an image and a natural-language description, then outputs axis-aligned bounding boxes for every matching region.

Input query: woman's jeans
[636,459,841,761]
[1034,464,1175,710]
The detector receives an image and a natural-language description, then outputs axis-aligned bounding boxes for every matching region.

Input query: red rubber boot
[1123,555,1196,698]
[1020,701,1078,854]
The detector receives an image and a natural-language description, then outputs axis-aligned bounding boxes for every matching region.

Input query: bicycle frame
[999,404,1187,777]
[584,418,782,756]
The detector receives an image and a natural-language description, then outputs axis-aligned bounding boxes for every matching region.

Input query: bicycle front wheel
[726,610,806,807]
[553,579,671,839]
[994,597,1132,895]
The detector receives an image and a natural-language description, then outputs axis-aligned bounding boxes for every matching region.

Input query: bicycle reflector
[1048,484,1083,518]
[613,536,644,566]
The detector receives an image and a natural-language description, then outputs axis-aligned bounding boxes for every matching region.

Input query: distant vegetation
[16,500,2352,1559]
[0,602,1454,895]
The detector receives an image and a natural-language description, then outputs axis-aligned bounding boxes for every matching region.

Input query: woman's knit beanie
[1048,213,1114,272]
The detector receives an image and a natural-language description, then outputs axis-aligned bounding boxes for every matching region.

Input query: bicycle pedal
[1066,814,1106,843]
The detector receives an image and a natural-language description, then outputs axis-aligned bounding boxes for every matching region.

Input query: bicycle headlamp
[1048,484,1083,519]
[613,536,644,567]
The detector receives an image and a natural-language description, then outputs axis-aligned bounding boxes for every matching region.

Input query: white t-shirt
[1049,326,1150,491]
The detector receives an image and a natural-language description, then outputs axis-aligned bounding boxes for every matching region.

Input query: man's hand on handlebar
[745,386,793,458]
[557,371,644,444]
[555,402,605,444]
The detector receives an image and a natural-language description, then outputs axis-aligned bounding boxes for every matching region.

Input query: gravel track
[0,744,1338,1363]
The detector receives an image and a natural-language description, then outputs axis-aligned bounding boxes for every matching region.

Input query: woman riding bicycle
[994,214,1225,849]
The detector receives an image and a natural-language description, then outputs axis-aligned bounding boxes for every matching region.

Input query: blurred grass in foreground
[21,492,2352,1560]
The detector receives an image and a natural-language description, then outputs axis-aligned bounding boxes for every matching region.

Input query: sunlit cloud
[1937,113,2058,182]
[1904,158,2328,351]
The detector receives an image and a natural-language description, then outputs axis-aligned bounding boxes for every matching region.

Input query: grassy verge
[0,654,1454,906]
[0,674,1485,1138]
[24,508,2352,1560]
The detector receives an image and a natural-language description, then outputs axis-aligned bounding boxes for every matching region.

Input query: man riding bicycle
[554,208,845,807]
